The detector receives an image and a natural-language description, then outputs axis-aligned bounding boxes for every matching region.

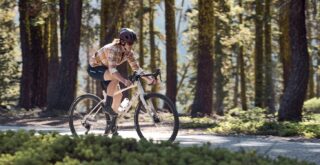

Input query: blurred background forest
[0,0,319,123]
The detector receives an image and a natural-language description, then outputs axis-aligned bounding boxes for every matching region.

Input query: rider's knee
[117,92,123,99]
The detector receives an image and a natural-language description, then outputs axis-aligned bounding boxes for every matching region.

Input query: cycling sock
[105,96,118,117]
[105,95,113,108]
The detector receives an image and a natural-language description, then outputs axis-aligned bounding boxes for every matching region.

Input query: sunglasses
[126,42,134,46]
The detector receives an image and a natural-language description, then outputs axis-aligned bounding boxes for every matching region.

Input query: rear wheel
[134,93,179,142]
[69,94,111,136]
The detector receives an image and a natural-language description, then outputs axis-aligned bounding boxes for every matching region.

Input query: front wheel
[134,93,179,142]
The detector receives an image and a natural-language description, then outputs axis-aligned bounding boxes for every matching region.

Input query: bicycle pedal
[111,126,119,134]
[81,122,91,134]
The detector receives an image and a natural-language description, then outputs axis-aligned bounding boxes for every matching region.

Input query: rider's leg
[105,80,122,136]
[103,70,122,114]
[106,80,123,112]
[103,70,121,135]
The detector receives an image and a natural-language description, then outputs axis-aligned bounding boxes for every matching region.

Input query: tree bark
[59,0,66,40]
[165,0,177,107]
[139,0,144,68]
[239,0,247,110]
[149,0,157,93]
[239,46,248,110]
[278,0,309,122]
[32,21,47,108]
[233,53,239,108]
[317,1,320,97]
[47,0,82,111]
[264,0,275,113]
[18,0,33,109]
[254,0,264,107]
[47,0,60,106]
[191,0,214,117]
[279,1,291,91]
[306,0,315,98]
[19,0,48,109]
[215,34,224,116]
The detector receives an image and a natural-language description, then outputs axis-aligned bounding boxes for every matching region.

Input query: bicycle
[69,69,179,142]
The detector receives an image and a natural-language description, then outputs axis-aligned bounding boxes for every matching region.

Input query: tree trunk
[317,51,320,97]
[191,0,214,117]
[279,1,291,91]
[306,0,315,99]
[19,0,48,109]
[254,0,264,107]
[59,0,66,40]
[165,0,177,107]
[215,34,224,116]
[239,0,247,110]
[317,3,320,98]
[149,0,157,93]
[32,22,47,108]
[139,0,144,68]
[264,0,275,113]
[317,2,320,98]
[18,0,33,109]
[239,46,248,110]
[278,0,309,122]
[47,0,82,111]
[47,0,59,106]
[233,53,239,108]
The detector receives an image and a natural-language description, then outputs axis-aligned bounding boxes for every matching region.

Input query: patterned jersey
[89,39,142,73]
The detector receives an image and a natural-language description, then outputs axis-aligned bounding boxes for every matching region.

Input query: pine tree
[165,0,178,107]
[47,0,82,111]
[278,0,309,121]
[254,0,264,107]
[191,0,214,117]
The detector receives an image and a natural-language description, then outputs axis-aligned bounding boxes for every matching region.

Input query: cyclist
[87,28,156,134]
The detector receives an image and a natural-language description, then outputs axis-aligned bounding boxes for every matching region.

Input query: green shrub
[303,98,320,113]
[180,116,218,129]
[203,108,320,139]
[0,131,313,165]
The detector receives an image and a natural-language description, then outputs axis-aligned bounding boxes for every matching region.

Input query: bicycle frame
[82,78,157,124]
[112,79,157,121]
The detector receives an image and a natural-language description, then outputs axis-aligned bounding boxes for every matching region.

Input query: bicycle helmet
[119,28,137,45]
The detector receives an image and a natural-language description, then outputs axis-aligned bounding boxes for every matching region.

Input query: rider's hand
[123,79,133,87]
[147,77,157,85]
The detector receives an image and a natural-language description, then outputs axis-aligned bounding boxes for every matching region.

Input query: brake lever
[155,69,162,82]
[159,71,162,82]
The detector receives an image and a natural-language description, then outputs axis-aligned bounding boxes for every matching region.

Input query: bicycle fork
[139,94,160,124]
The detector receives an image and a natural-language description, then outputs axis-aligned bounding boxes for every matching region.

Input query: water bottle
[118,98,129,112]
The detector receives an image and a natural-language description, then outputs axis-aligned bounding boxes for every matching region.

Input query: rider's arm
[127,51,142,73]
[127,52,156,85]
[105,49,129,85]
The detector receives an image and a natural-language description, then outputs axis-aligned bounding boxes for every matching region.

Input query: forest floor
[0,107,319,143]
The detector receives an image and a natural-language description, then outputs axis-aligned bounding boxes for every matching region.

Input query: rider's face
[124,42,134,51]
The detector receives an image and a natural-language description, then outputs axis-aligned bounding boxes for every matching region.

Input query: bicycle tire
[134,93,179,142]
[69,94,110,136]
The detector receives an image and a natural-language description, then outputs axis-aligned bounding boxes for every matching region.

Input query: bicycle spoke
[69,94,110,136]
[134,93,179,142]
